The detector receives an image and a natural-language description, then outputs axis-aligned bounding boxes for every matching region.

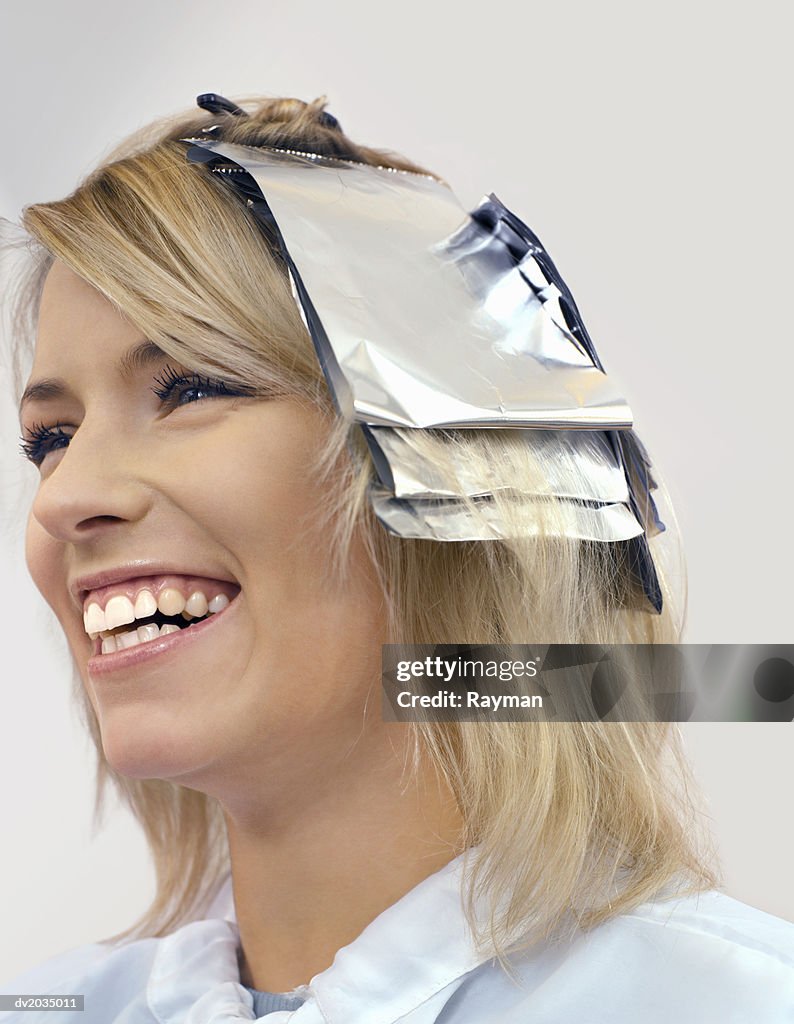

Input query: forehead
[33,260,142,366]
[20,261,169,423]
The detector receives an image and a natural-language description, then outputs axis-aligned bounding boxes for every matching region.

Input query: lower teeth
[100,619,200,655]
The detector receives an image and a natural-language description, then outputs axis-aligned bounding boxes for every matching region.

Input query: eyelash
[19,367,242,467]
[149,365,237,405]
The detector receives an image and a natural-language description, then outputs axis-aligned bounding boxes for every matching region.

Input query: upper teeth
[83,587,230,638]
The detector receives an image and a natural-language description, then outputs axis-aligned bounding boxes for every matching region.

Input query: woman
[1,94,792,1023]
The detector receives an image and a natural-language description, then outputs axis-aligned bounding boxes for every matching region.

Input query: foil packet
[183,137,663,611]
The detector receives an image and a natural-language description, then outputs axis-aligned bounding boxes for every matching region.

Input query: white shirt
[1,851,793,1023]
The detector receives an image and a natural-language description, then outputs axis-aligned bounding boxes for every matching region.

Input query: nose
[29,416,153,544]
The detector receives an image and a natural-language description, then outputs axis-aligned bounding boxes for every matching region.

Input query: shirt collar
[310,849,490,1024]
[148,847,496,1024]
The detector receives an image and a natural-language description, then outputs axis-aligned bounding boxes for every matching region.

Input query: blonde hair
[7,93,719,972]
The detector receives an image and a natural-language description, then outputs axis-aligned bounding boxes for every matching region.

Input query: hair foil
[182,137,664,611]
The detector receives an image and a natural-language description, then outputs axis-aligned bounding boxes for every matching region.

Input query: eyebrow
[18,340,171,418]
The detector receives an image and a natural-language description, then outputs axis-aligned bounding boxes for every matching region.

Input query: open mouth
[86,582,242,675]
[95,596,231,655]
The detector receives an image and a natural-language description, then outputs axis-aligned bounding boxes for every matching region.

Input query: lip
[86,588,242,677]
[71,561,240,609]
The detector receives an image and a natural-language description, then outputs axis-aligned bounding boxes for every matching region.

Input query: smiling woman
[1,94,793,1024]
[17,250,391,806]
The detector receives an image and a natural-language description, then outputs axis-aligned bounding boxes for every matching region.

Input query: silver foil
[369,488,645,543]
[184,139,631,431]
[182,137,664,609]
[362,424,631,504]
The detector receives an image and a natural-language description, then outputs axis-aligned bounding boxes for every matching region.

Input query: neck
[224,740,465,993]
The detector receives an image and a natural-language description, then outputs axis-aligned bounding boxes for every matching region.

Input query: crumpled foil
[182,137,664,611]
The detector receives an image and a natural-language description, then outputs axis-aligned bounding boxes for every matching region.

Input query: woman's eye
[18,423,73,467]
[18,367,246,467]
[150,366,242,407]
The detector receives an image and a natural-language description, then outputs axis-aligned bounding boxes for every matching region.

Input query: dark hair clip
[196,93,248,118]
[319,110,342,132]
[197,92,342,134]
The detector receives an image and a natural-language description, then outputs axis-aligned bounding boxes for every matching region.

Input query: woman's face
[20,259,389,805]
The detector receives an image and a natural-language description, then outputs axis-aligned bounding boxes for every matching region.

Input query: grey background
[0,0,791,982]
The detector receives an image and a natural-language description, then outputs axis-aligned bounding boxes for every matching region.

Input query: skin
[21,259,464,991]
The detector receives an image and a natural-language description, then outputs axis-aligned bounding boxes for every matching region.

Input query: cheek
[164,406,328,562]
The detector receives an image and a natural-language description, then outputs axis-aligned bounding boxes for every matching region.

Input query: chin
[98,713,210,781]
